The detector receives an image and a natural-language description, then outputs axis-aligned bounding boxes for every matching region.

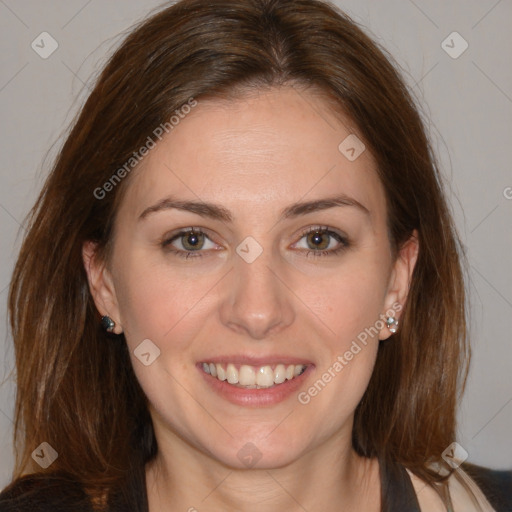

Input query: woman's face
[84,86,417,470]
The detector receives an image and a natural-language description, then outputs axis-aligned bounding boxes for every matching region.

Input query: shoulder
[459,461,512,512]
[405,463,512,512]
[0,471,94,512]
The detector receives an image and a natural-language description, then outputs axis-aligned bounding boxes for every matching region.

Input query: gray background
[0,0,511,489]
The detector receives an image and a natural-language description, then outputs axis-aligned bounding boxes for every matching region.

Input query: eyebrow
[138,194,370,223]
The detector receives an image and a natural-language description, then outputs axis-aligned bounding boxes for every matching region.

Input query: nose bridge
[218,237,294,339]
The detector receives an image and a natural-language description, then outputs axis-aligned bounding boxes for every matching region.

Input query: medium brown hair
[7,0,472,508]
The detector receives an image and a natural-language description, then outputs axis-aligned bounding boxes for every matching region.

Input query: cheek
[112,248,209,347]
[301,258,389,347]
[298,273,384,434]
[113,260,216,421]
[293,257,387,410]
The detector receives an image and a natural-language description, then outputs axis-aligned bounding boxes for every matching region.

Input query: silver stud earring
[101,315,115,333]
[386,316,399,334]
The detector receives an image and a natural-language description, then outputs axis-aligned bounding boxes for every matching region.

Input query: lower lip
[197,364,314,407]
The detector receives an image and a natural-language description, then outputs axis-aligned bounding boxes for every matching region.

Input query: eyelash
[161,226,350,260]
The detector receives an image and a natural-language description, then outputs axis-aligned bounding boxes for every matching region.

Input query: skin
[83,85,419,511]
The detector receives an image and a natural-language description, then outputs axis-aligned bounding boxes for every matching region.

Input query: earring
[386,316,399,334]
[101,315,116,333]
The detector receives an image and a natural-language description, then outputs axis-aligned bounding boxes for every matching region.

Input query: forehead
[118,86,386,226]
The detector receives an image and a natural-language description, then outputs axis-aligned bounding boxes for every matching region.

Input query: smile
[201,362,308,388]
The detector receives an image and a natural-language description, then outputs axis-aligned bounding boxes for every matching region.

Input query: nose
[218,246,295,340]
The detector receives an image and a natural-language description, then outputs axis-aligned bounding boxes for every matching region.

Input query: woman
[0,0,510,510]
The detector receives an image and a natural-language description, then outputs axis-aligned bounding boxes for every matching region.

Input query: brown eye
[162,228,217,259]
[305,230,331,251]
[180,230,205,251]
[294,226,350,258]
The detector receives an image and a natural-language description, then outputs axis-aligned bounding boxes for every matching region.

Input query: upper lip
[198,355,314,366]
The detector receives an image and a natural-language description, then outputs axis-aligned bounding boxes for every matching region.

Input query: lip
[196,358,315,407]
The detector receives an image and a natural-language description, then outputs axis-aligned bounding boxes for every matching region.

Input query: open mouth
[200,362,308,389]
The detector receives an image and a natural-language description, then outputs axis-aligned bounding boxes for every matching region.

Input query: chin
[204,434,307,471]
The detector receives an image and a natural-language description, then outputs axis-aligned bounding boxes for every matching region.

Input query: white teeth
[226,363,238,384]
[216,364,226,381]
[274,364,286,384]
[256,366,274,387]
[239,365,256,385]
[201,362,308,387]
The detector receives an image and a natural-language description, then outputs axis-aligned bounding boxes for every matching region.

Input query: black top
[0,458,511,511]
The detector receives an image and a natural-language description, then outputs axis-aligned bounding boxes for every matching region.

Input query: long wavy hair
[6,0,473,509]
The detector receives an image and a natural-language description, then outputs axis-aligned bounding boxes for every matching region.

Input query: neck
[145,429,381,512]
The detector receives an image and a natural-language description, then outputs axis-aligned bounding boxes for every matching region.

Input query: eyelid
[296,225,348,241]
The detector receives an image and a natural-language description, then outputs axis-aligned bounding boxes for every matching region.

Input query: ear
[379,229,419,341]
[82,240,123,334]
